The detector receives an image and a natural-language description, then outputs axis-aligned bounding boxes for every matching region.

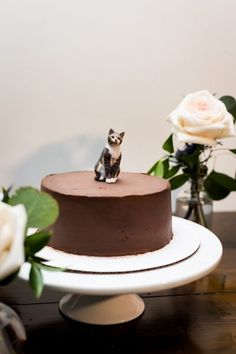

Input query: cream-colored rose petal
[0,224,13,254]
[0,251,8,267]
[224,112,236,136]
[0,203,27,281]
[176,131,217,146]
[184,123,226,134]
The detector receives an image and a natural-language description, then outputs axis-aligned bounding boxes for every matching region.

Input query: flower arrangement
[148,90,236,227]
[0,186,60,298]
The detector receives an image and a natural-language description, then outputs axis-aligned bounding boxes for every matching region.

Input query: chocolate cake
[41,171,173,256]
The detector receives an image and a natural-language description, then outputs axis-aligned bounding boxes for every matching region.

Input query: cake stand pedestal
[19,217,222,325]
[59,293,145,325]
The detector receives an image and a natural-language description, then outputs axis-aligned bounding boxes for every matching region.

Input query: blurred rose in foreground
[0,202,27,281]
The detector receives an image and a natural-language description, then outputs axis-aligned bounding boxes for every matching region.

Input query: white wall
[0,0,235,211]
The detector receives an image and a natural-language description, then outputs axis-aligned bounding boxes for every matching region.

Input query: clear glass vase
[175,180,213,230]
[0,303,26,354]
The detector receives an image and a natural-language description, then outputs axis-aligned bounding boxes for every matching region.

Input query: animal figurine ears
[109,128,125,139]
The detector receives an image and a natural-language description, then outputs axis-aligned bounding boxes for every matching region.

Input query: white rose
[169,90,235,146]
[0,202,27,281]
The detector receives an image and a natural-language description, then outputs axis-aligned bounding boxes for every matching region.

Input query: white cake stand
[19,217,222,325]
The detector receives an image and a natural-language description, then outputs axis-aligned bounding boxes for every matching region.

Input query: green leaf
[162,134,174,153]
[204,175,230,200]
[147,160,159,175]
[154,160,164,177]
[166,165,180,179]
[29,263,43,298]
[148,159,170,178]
[25,230,52,257]
[169,174,188,190]
[230,149,236,154]
[206,170,236,192]
[220,96,236,123]
[9,187,59,229]
[220,95,236,109]
[162,159,170,178]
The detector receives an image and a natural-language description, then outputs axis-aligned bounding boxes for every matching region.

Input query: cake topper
[95,129,125,183]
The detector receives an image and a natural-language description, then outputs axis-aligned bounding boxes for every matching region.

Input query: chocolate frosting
[41,171,173,256]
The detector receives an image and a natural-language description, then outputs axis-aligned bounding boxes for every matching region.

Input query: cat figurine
[95,129,125,183]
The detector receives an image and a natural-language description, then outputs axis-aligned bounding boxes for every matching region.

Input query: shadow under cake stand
[19,217,222,325]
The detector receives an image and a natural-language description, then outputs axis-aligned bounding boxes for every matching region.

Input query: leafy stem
[2,186,60,298]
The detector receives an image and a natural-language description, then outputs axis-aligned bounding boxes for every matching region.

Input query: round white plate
[36,216,200,273]
[19,217,222,296]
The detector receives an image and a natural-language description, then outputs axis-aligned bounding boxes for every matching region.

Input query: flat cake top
[41,171,170,197]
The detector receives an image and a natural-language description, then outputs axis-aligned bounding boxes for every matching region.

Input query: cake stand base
[59,294,145,325]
